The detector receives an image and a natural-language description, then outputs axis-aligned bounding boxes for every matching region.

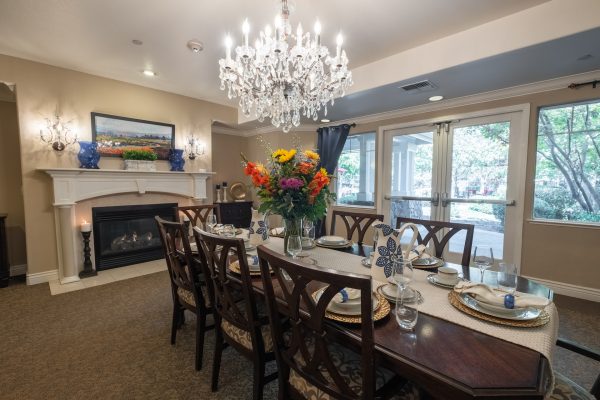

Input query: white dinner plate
[318,235,347,245]
[457,292,541,321]
[314,287,379,316]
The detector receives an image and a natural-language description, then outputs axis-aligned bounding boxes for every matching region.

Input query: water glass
[222,224,235,238]
[206,213,217,233]
[302,219,315,248]
[395,285,418,331]
[287,235,302,259]
[498,262,518,294]
[391,258,413,291]
[473,245,494,282]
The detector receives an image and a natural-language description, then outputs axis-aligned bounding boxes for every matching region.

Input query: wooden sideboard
[0,214,9,288]
[215,201,252,228]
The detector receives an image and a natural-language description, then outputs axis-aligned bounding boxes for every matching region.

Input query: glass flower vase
[283,217,303,256]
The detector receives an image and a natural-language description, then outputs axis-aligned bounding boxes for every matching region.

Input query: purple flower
[280,177,304,190]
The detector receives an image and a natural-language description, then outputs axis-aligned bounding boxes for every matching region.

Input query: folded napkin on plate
[332,288,361,304]
[407,244,427,261]
[270,227,285,235]
[454,281,550,309]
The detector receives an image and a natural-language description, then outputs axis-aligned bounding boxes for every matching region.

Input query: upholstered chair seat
[177,286,211,308]
[221,320,274,353]
[550,373,595,400]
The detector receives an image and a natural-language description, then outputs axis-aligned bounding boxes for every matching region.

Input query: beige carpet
[0,271,598,399]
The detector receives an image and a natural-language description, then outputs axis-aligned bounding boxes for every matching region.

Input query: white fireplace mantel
[40,168,215,284]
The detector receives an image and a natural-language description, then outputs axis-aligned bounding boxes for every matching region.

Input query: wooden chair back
[194,228,268,354]
[178,205,221,230]
[257,245,376,399]
[155,216,205,308]
[330,210,383,245]
[395,217,474,267]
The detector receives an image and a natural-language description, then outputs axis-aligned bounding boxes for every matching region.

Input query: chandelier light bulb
[225,35,233,61]
[336,33,344,47]
[242,19,250,35]
[265,25,272,37]
[314,20,322,35]
[296,23,303,46]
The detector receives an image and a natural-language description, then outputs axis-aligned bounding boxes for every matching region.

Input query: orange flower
[307,169,330,196]
[296,162,314,175]
[244,161,256,176]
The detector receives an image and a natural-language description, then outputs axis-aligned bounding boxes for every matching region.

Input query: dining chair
[256,245,420,400]
[155,217,214,371]
[550,338,600,399]
[194,228,277,400]
[395,217,475,267]
[330,210,384,245]
[178,204,221,230]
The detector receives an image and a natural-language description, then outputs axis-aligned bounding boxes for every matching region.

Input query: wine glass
[473,245,494,282]
[371,228,379,260]
[287,235,302,260]
[206,213,217,233]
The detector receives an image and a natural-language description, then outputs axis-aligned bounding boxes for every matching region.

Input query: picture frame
[91,112,175,160]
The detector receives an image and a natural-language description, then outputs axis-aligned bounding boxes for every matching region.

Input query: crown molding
[211,69,600,136]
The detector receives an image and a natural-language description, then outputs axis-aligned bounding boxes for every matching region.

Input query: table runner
[260,238,559,366]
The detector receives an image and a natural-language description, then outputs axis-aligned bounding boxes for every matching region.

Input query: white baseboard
[10,264,27,276]
[522,275,600,302]
[26,269,59,285]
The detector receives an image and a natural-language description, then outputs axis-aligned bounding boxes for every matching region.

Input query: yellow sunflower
[277,149,297,163]
[304,150,320,160]
[272,149,287,159]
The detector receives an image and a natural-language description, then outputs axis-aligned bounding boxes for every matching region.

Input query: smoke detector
[187,39,204,53]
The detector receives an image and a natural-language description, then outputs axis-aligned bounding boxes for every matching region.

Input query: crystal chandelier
[218,0,353,132]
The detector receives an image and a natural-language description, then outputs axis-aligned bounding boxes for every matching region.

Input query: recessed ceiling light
[142,70,156,77]
[132,39,143,46]
[321,119,330,123]
[429,95,444,102]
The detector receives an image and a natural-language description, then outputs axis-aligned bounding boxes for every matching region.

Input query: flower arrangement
[121,148,158,161]
[241,148,335,221]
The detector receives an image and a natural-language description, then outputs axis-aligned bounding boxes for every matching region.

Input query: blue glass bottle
[168,148,185,171]
[77,141,100,169]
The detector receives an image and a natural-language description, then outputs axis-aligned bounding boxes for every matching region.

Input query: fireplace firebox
[92,203,178,270]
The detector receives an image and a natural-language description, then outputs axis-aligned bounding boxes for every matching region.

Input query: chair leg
[252,358,266,400]
[211,322,223,392]
[171,303,179,345]
[195,312,206,371]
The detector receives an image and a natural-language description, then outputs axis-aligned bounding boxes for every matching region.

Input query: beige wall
[0,100,27,266]
[211,132,249,201]
[0,54,236,276]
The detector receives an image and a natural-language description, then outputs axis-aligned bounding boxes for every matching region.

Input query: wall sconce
[184,135,205,160]
[40,112,78,151]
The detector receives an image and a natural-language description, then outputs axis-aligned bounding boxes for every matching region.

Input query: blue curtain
[316,124,352,175]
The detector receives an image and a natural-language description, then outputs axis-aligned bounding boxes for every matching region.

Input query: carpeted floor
[0,271,598,399]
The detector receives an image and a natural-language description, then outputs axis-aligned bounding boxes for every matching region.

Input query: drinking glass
[302,219,315,248]
[371,228,379,259]
[395,285,418,331]
[287,235,302,260]
[498,262,518,294]
[206,213,217,233]
[473,245,494,282]
[391,258,413,291]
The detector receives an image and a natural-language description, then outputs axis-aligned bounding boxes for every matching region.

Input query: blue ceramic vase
[168,148,185,172]
[77,141,100,169]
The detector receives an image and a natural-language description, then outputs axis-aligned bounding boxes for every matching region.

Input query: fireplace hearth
[92,203,178,270]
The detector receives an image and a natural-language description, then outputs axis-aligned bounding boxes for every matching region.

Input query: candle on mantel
[81,220,91,233]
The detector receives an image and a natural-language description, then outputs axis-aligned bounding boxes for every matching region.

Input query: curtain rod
[568,79,599,89]
[316,122,356,132]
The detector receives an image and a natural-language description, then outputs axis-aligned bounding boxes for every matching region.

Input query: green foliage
[121,149,158,161]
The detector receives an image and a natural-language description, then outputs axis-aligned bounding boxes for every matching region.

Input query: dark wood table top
[235,242,554,399]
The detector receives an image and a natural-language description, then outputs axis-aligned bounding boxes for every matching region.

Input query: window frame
[334,131,377,209]
[531,98,600,226]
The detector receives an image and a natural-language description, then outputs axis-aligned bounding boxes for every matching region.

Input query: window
[533,99,600,224]
[336,132,376,206]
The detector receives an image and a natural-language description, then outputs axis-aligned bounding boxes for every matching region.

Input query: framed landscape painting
[91,112,175,160]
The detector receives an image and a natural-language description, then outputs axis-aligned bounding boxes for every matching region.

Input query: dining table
[226,236,558,400]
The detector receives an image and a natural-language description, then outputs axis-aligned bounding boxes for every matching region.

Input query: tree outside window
[534,99,600,223]
[336,133,376,206]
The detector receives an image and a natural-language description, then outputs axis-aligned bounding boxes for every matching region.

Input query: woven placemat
[228,260,271,276]
[448,291,550,328]
[311,291,390,324]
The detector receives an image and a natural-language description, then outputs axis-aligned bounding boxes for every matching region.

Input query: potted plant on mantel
[122,148,158,171]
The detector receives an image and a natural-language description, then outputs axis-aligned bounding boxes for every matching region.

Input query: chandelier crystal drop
[218,0,353,132]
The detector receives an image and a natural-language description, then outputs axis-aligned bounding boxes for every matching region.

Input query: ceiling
[1,0,599,131]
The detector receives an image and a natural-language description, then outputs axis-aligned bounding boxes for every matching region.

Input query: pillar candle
[81,220,91,232]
